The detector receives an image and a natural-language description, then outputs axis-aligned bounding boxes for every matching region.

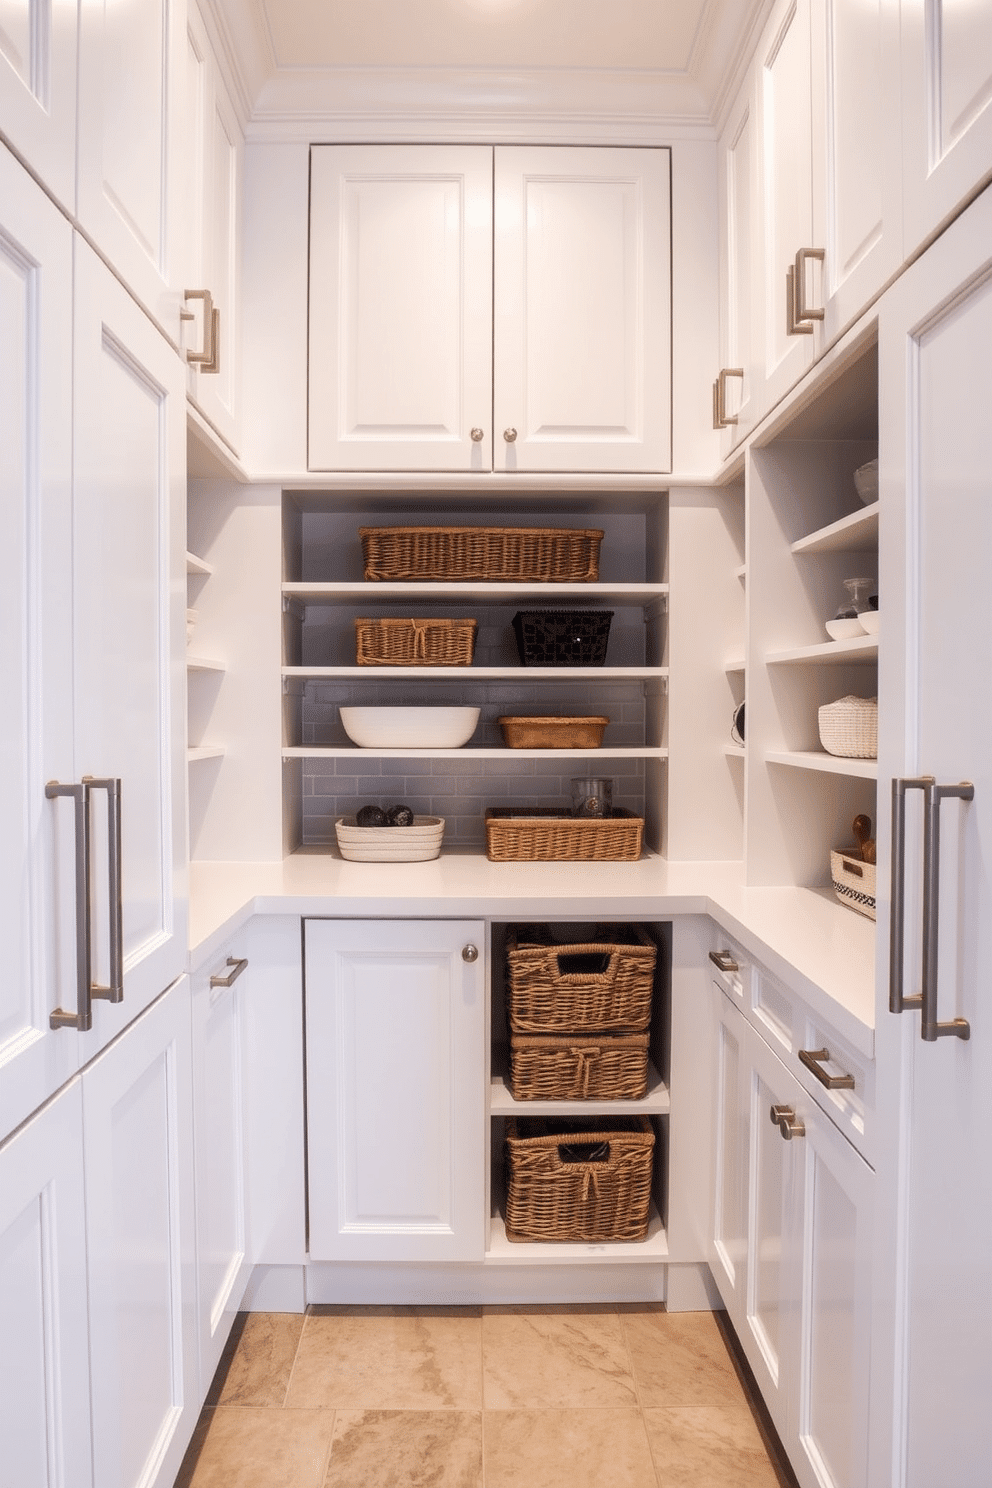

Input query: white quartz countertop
[188,850,877,1055]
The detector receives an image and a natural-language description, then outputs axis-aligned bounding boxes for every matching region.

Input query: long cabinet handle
[798,1047,855,1090]
[794,247,825,325]
[84,777,124,1004]
[210,957,248,989]
[712,368,744,429]
[889,776,929,1015]
[46,782,93,1032]
[922,779,975,1042]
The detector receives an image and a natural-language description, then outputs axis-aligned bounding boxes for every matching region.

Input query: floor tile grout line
[281,1306,310,1410]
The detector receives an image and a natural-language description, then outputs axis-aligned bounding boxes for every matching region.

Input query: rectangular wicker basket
[509,1033,651,1101]
[485,807,644,863]
[359,526,603,583]
[504,1117,655,1243]
[354,617,477,666]
[830,849,877,920]
[498,716,609,749]
[504,924,656,1034]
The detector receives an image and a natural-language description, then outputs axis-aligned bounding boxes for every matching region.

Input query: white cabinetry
[715,67,759,451]
[308,144,671,474]
[0,0,78,210]
[76,0,187,342]
[184,2,243,453]
[191,944,251,1390]
[305,919,486,1263]
[709,944,874,1488]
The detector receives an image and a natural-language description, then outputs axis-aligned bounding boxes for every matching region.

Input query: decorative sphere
[356,804,388,828]
[386,804,415,827]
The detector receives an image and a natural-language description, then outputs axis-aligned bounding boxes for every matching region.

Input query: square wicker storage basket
[505,924,656,1034]
[512,609,613,667]
[354,617,477,666]
[504,1116,655,1243]
[508,1032,651,1101]
[485,808,644,863]
[359,526,603,583]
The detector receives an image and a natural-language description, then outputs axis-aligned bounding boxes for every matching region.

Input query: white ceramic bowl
[858,609,880,635]
[825,617,864,641]
[853,458,879,505]
[335,815,445,861]
[339,705,480,748]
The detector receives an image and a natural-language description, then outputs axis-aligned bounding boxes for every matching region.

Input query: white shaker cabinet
[0,147,79,1137]
[714,67,760,451]
[305,919,486,1263]
[308,144,671,474]
[184,1,243,454]
[76,0,187,343]
[0,1081,93,1488]
[900,0,992,257]
[874,181,992,1488]
[0,0,78,211]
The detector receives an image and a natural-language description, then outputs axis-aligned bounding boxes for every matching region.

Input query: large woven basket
[818,695,878,758]
[485,807,643,863]
[359,526,603,583]
[354,617,477,666]
[509,1033,650,1101]
[505,924,656,1034]
[504,1117,655,1243]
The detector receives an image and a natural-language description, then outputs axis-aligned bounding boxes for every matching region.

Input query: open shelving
[186,549,225,766]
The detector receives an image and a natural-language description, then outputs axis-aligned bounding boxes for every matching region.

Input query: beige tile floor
[175,1305,800,1488]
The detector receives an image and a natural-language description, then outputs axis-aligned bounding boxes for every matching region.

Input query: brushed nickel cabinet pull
[503,427,517,443]
[182,288,219,371]
[210,957,249,988]
[84,777,123,1004]
[890,776,929,1015]
[46,782,93,1032]
[786,264,813,336]
[922,780,975,1041]
[770,1104,805,1140]
[713,368,744,428]
[798,1047,855,1090]
[794,247,826,324]
[470,427,484,442]
[708,949,739,973]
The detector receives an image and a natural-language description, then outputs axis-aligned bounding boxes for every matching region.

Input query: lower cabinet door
[0,1081,93,1488]
[305,918,486,1262]
[83,978,198,1488]
[709,987,750,1330]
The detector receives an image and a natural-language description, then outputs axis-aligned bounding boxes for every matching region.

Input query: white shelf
[187,655,226,673]
[725,744,745,759]
[486,1204,668,1263]
[187,744,225,763]
[791,502,879,555]
[766,750,878,780]
[283,581,668,605]
[766,635,877,665]
[734,563,747,582]
[489,1062,670,1117]
[282,665,667,682]
[724,658,746,673]
[282,746,669,760]
[186,550,213,577]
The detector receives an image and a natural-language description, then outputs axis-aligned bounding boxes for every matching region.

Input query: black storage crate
[512,610,613,667]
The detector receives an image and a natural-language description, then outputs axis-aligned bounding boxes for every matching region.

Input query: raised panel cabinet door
[716,72,761,453]
[901,0,992,255]
[83,977,198,1488]
[0,148,79,1138]
[493,145,672,473]
[757,0,818,410]
[876,183,992,1488]
[0,1081,93,1488]
[76,0,186,341]
[308,144,493,472]
[72,243,188,1050]
[191,947,250,1390]
[0,0,78,209]
[305,918,486,1263]
[709,987,750,1330]
[811,0,902,343]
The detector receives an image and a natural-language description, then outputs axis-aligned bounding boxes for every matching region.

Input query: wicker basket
[359,526,603,583]
[504,1117,655,1243]
[498,716,609,749]
[485,807,644,863]
[830,849,877,920]
[509,1033,651,1101]
[354,617,477,666]
[512,610,613,667]
[818,696,878,758]
[505,924,656,1034]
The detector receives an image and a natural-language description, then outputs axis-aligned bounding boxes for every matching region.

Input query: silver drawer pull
[708,950,739,973]
[770,1104,805,1140]
[798,1047,855,1090]
[210,956,248,988]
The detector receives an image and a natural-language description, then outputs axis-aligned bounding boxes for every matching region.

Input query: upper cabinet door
[901,0,992,255]
[493,145,671,474]
[0,0,78,210]
[716,71,761,452]
[308,144,494,472]
[76,0,186,343]
[72,243,188,1047]
[0,148,79,1138]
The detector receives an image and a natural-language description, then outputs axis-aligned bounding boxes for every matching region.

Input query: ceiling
[206,0,771,136]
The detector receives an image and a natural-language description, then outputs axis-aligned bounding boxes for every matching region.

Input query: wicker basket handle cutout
[553,949,618,983]
[557,1140,610,1164]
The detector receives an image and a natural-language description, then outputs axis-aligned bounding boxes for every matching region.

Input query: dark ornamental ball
[386,804,415,827]
[356,804,388,828]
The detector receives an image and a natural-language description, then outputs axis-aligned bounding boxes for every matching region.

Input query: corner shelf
[791,502,879,555]
[187,655,226,673]
[766,636,877,665]
[186,550,214,577]
[187,744,225,763]
[766,750,877,780]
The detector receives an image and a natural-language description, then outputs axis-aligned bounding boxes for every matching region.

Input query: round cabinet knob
[462,944,479,964]
[470,427,484,442]
[503,427,518,443]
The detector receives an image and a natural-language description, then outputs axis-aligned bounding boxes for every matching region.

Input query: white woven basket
[818,696,878,758]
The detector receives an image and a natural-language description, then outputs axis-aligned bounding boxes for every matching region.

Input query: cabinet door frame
[716,68,762,453]
[0,5,78,210]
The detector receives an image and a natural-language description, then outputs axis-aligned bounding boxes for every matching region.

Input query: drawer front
[708,937,751,1010]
